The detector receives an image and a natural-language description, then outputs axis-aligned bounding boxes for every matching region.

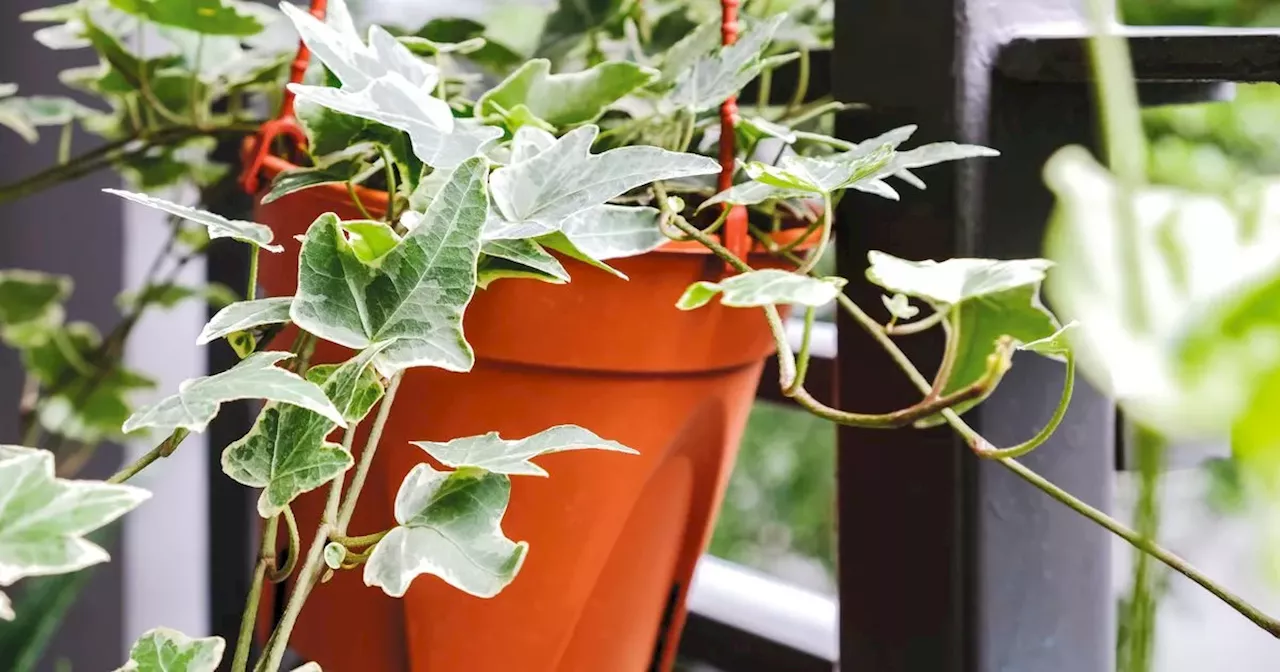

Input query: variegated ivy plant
[5,0,1280,670]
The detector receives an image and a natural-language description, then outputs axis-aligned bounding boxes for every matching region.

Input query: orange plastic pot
[250,153,815,672]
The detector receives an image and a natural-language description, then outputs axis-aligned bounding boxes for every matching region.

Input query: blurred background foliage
[709,0,1280,594]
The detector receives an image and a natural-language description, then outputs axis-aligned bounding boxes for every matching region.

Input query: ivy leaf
[1042,145,1280,439]
[557,205,668,262]
[0,95,97,143]
[0,591,10,621]
[477,59,657,128]
[678,270,846,310]
[291,156,489,376]
[537,0,624,59]
[882,293,919,320]
[486,125,718,240]
[262,145,370,205]
[116,282,238,313]
[279,1,436,90]
[115,627,224,672]
[479,239,569,288]
[323,542,346,570]
[0,446,148,588]
[411,425,636,477]
[364,464,527,598]
[1019,322,1077,357]
[23,322,155,443]
[663,15,784,113]
[289,80,500,170]
[108,0,263,37]
[0,270,72,348]
[701,146,895,210]
[122,352,344,434]
[342,220,401,264]
[866,251,1059,425]
[221,346,385,517]
[103,190,282,252]
[197,297,292,345]
[412,18,524,74]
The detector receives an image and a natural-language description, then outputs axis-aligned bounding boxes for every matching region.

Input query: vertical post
[831,1,1116,671]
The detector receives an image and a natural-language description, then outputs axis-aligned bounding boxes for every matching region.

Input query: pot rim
[255,150,821,255]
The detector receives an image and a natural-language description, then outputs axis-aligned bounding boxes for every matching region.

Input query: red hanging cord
[239,0,328,194]
[718,0,751,272]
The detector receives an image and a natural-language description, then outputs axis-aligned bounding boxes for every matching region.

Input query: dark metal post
[832,3,1280,671]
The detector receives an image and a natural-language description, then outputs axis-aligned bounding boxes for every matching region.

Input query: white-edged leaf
[0,590,11,621]
[115,627,224,672]
[664,15,784,113]
[1020,321,1077,357]
[221,346,385,517]
[557,205,667,262]
[882,293,919,320]
[290,156,489,376]
[279,0,436,91]
[487,125,718,237]
[123,352,343,434]
[476,58,657,128]
[480,239,569,285]
[103,189,282,252]
[0,445,149,587]
[364,464,527,598]
[0,269,72,348]
[288,81,499,169]
[197,297,292,345]
[411,425,636,477]
[677,270,846,310]
[866,251,1059,425]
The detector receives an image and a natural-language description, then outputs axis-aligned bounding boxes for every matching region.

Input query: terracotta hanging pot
[248,152,818,672]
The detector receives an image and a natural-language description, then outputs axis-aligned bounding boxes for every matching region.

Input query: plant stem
[1118,425,1166,672]
[972,357,1076,459]
[246,247,260,302]
[885,308,946,336]
[794,193,832,274]
[785,306,816,395]
[786,47,810,116]
[57,124,73,165]
[380,146,397,223]
[336,373,403,532]
[330,529,390,549]
[756,68,772,115]
[107,429,189,483]
[346,180,374,220]
[232,515,278,672]
[268,505,300,583]
[256,524,329,672]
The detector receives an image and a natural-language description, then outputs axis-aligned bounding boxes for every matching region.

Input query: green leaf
[536,0,624,59]
[0,96,97,143]
[678,270,846,310]
[363,464,527,598]
[413,18,525,74]
[108,0,262,37]
[342,220,402,265]
[291,156,489,376]
[123,351,344,434]
[398,35,487,56]
[23,322,156,443]
[262,146,369,205]
[1042,145,1280,438]
[116,282,238,313]
[663,15,784,113]
[0,270,72,348]
[477,59,657,128]
[866,251,1059,425]
[197,297,292,346]
[411,425,636,477]
[115,627,224,672]
[737,116,797,144]
[1019,322,1077,357]
[480,239,569,287]
[486,125,718,239]
[881,293,919,320]
[103,190,282,252]
[221,346,385,517]
[0,446,148,588]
